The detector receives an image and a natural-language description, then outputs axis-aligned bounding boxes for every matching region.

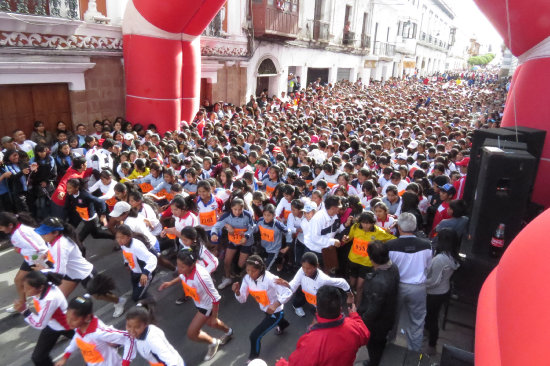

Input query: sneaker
[217,277,232,290]
[294,306,306,317]
[204,338,220,361]
[113,297,127,318]
[175,296,188,305]
[275,325,284,335]
[5,305,16,314]
[220,328,233,345]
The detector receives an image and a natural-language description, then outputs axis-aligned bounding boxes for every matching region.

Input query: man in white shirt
[303,195,343,264]
[13,129,36,159]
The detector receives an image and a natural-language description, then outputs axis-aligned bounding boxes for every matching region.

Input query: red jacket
[276,312,370,366]
[52,167,93,206]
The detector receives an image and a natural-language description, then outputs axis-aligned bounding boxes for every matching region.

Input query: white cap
[396,153,408,160]
[124,133,134,140]
[302,200,318,213]
[407,140,418,149]
[110,201,131,218]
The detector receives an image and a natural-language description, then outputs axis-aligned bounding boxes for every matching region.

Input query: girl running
[0,212,48,313]
[55,295,134,366]
[232,255,292,362]
[125,306,185,366]
[159,248,232,361]
[14,271,74,366]
[254,204,289,271]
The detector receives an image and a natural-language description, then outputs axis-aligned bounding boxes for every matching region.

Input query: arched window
[257,58,277,75]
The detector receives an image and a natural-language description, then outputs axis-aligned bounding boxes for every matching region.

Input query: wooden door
[0,84,72,138]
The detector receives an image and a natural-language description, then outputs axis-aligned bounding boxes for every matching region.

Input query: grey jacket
[425,253,460,295]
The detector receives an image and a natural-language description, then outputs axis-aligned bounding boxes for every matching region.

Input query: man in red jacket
[51,156,93,219]
[276,285,370,366]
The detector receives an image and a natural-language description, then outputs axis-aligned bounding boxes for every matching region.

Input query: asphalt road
[0,236,372,366]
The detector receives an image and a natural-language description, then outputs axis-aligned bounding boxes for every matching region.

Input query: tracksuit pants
[31,326,74,366]
[249,311,289,359]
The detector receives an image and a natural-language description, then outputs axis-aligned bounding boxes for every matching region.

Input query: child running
[254,204,289,271]
[232,255,292,362]
[55,295,134,366]
[125,306,185,366]
[159,248,232,361]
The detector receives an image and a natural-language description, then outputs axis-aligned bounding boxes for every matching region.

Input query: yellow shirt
[347,224,396,266]
[121,168,150,182]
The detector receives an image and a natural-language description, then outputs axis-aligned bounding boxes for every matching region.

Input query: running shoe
[113,297,127,318]
[217,277,232,290]
[220,328,233,345]
[204,338,220,361]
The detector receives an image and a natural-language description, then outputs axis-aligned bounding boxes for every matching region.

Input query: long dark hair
[435,228,461,263]
[171,195,197,213]
[24,270,63,288]
[0,211,36,228]
[41,217,86,256]
[115,224,152,248]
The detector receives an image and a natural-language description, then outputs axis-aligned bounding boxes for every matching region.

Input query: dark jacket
[358,262,400,339]
[65,190,107,227]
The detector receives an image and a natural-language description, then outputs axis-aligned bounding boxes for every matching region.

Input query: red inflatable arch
[122,0,226,134]
[474,0,550,208]
[474,1,550,364]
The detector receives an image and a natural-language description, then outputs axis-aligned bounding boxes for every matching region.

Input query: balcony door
[313,0,323,40]
[0,83,72,137]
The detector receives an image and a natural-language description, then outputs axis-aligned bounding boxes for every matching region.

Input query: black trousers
[425,292,449,347]
[31,326,74,366]
[131,272,151,302]
[77,217,114,243]
[366,337,387,366]
[249,311,289,359]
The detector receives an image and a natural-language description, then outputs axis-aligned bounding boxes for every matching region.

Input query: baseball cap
[407,140,418,149]
[1,136,13,144]
[439,183,457,195]
[396,153,407,160]
[302,200,318,213]
[110,201,131,218]
[456,157,470,167]
[124,133,134,141]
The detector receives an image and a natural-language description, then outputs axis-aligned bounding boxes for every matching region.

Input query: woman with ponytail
[55,295,135,366]
[13,271,74,366]
[158,247,232,362]
[0,211,47,313]
[35,217,127,318]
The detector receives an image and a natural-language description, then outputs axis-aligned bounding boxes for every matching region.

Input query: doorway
[307,68,330,85]
[256,77,270,97]
[0,83,72,137]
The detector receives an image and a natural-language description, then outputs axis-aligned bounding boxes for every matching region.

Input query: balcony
[373,41,396,57]
[252,0,299,40]
[342,31,355,46]
[360,33,371,49]
[309,19,329,42]
[0,0,79,19]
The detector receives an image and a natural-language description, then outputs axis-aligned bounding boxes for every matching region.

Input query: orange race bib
[265,185,275,197]
[164,227,176,240]
[47,250,55,264]
[199,210,217,227]
[302,290,317,306]
[76,338,105,364]
[149,363,164,366]
[249,289,269,306]
[398,190,406,196]
[105,197,117,207]
[122,250,135,269]
[259,226,275,242]
[181,280,200,302]
[32,298,41,313]
[305,180,314,191]
[327,182,337,189]
[351,237,370,257]
[75,206,89,220]
[282,209,291,220]
[228,228,247,245]
[139,183,154,193]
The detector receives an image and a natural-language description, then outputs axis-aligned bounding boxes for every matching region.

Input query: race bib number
[75,206,89,221]
[105,197,117,207]
[302,290,317,306]
[76,338,105,364]
[351,237,370,257]
[259,226,275,242]
[181,280,200,302]
[139,183,154,193]
[122,250,135,269]
[228,228,247,245]
[249,289,269,306]
[199,210,217,227]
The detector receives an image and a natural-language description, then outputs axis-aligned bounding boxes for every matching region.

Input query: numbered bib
[259,226,275,242]
[122,250,135,269]
[46,250,55,264]
[327,182,337,189]
[351,237,370,257]
[302,290,317,306]
[249,289,270,306]
[265,185,275,197]
[139,183,154,193]
[199,210,217,227]
[282,209,291,220]
[228,228,247,245]
[105,197,117,207]
[32,298,41,313]
[75,206,89,221]
[76,338,104,364]
[181,280,200,302]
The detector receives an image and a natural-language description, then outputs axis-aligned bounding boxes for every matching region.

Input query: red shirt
[276,312,370,366]
[431,201,451,233]
[52,167,93,206]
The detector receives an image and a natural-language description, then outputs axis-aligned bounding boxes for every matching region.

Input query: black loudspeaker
[502,126,546,178]
[463,128,520,205]
[469,147,537,256]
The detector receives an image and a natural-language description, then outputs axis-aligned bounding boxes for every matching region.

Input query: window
[258,58,278,75]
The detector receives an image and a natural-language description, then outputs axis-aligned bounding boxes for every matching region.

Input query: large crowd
[1,71,507,366]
